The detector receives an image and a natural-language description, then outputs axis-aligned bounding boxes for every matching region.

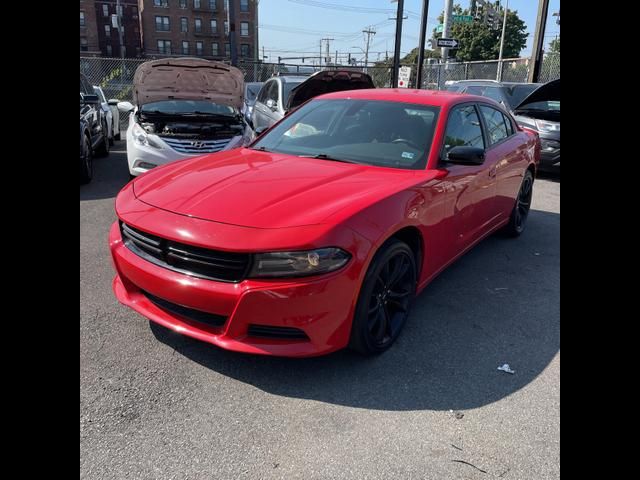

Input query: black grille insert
[247,325,309,340]
[121,222,251,282]
[143,291,227,327]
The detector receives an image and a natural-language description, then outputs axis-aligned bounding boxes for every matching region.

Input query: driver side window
[442,105,485,155]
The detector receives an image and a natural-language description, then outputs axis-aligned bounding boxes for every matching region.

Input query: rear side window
[479,105,513,145]
[443,105,485,154]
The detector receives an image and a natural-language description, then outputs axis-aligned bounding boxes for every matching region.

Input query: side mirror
[266,99,278,111]
[81,93,100,104]
[444,146,485,165]
[117,101,135,113]
[108,98,120,106]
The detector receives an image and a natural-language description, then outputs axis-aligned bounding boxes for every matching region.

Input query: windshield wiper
[249,145,271,152]
[297,153,361,164]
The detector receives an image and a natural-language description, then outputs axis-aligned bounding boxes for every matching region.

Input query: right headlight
[132,121,149,147]
[248,248,351,278]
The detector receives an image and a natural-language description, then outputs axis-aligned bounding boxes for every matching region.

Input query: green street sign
[436,24,443,33]
[453,15,473,23]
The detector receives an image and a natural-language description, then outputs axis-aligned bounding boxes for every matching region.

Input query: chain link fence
[81,54,558,131]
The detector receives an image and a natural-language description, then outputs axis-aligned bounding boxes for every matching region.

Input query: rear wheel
[503,170,534,237]
[79,134,93,184]
[349,239,417,355]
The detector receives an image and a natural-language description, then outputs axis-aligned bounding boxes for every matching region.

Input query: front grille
[143,291,226,327]
[161,137,233,154]
[120,222,251,282]
[247,325,309,340]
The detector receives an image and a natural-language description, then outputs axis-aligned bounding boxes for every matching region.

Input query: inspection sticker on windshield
[402,152,415,160]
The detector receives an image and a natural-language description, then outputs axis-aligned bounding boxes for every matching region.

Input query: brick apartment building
[80,0,143,57]
[81,0,258,61]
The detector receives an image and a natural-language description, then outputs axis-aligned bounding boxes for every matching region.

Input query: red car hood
[132,148,417,229]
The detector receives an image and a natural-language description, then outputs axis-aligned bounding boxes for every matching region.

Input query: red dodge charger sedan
[110,89,540,357]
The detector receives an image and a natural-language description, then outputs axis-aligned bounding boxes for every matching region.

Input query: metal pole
[254,0,259,81]
[496,0,508,81]
[441,0,453,63]
[228,0,238,65]
[416,0,430,89]
[391,0,405,87]
[528,0,549,83]
[363,27,376,74]
[116,0,125,87]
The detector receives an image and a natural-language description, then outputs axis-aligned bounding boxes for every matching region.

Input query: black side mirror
[445,146,485,165]
[81,93,100,104]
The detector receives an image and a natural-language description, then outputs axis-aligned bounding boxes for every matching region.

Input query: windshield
[252,99,440,170]
[140,100,237,116]
[504,84,540,109]
[245,84,262,103]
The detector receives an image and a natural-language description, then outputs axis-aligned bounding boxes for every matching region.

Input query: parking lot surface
[80,142,559,479]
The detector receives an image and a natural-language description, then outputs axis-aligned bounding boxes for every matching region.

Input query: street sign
[436,24,443,33]
[437,38,459,48]
[398,66,411,88]
[452,15,473,23]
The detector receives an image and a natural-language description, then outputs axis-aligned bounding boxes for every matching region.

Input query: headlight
[132,121,149,146]
[534,119,560,132]
[248,248,351,278]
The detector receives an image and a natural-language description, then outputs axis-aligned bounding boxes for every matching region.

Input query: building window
[80,37,88,51]
[104,24,111,37]
[116,5,123,16]
[102,4,109,17]
[225,42,230,57]
[121,45,127,57]
[157,39,172,54]
[132,6,138,17]
[155,16,170,31]
[224,20,229,35]
[241,44,250,57]
[106,45,113,56]
[80,11,85,27]
[182,41,190,54]
[224,0,229,11]
[240,22,249,36]
[210,19,218,33]
[212,43,219,56]
[194,0,201,8]
[179,0,187,7]
[195,18,202,33]
[181,17,188,32]
[240,0,249,12]
[154,0,169,7]
[209,0,217,10]
[196,41,203,55]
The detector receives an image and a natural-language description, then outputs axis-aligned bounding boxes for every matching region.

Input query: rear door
[251,80,273,130]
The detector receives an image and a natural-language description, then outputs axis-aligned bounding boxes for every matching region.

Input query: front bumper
[539,137,560,170]
[109,220,364,357]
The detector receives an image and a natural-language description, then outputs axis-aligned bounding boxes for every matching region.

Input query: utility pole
[254,0,260,81]
[496,0,509,81]
[441,0,453,63]
[227,0,238,65]
[416,0,430,89]
[391,0,405,87]
[321,38,333,67]
[527,0,549,82]
[362,26,376,73]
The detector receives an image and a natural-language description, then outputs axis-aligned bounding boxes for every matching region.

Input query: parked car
[447,79,559,171]
[93,86,114,146]
[241,82,263,124]
[121,58,251,178]
[251,69,375,131]
[109,89,540,357]
[80,73,109,184]
[94,85,121,143]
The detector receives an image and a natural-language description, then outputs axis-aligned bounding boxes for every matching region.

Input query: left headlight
[534,119,560,132]
[248,248,351,278]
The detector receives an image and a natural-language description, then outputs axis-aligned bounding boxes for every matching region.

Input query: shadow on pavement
[151,208,559,412]
[80,139,130,201]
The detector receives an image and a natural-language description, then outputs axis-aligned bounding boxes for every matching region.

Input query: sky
[257,0,560,64]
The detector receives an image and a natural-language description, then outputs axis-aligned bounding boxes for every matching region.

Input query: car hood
[285,70,375,111]
[133,58,244,109]
[513,78,560,110]
[132,148,416,229]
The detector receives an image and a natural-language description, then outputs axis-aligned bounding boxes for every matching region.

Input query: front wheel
[502,169,534,237]
[349,240,417,355]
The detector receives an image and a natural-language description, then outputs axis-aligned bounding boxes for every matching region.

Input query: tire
[502,169,534,237]
[95,121,110,157]
[79,134,93,184]
[349,239,417,355]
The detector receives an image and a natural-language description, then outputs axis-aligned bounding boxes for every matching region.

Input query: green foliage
[549,37,560,54]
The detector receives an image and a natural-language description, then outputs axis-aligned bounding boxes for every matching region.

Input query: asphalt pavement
[80,141,560,479]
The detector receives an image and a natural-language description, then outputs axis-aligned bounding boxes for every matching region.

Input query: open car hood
[133,58,244,109]
[514,78,560,110]
[285,69,375,111]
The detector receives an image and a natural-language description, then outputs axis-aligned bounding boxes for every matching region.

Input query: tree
[433,3,527,61]
[549,37,560,54]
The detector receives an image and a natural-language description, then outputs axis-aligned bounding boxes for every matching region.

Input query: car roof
[315,88,492,108]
